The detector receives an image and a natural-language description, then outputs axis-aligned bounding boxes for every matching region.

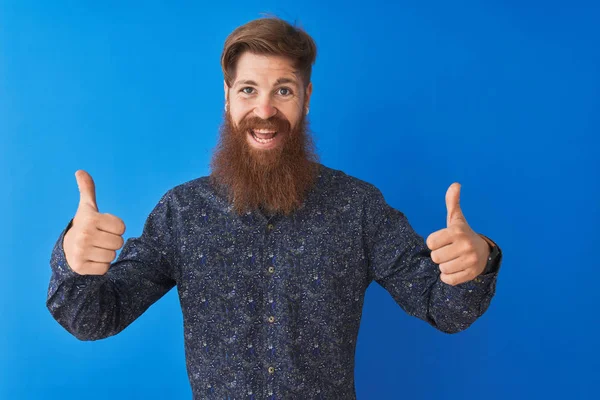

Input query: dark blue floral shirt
[47,164,501,399]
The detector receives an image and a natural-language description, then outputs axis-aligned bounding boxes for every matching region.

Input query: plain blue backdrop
[2,0,599,399]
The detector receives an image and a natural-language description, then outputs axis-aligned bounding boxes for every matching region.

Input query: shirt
[47,163,501,399]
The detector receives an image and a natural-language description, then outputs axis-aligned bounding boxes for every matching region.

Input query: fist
[63,170,126,275]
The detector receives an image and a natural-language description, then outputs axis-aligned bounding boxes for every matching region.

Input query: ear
[305,81,313,108]
[223,80,229,103]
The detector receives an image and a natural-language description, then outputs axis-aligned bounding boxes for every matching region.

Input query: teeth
[251,129,277,144]
[253,134,276,144]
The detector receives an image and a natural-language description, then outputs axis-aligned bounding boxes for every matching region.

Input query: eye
[240,87,255,94]
[277,87,293,96]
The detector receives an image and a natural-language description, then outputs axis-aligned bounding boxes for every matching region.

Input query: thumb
[75,170,98,212]
[445,182,465,227]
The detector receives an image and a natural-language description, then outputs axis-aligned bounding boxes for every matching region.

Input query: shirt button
[268,266,275,273]
[268,316,275,323]
[268,366,275,374]
[267,223,274,231]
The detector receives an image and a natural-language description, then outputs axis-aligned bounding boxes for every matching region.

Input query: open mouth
[250,129,279,144]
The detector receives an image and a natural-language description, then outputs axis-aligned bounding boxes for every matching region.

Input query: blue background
[2,1,599,398]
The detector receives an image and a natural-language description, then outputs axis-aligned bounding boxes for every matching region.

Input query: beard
[210,110,319,216]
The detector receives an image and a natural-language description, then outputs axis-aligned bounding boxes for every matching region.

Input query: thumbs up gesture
[425,183,490,286]
[62,170,126,275]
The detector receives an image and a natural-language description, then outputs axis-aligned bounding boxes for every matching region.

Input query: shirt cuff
[479,234,502,275]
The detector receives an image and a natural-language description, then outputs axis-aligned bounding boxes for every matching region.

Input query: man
[47,16,502,399]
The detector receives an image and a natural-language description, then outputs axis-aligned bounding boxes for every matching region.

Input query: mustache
[236,115,292,133]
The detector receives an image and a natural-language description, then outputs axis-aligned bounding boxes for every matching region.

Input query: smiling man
[211,49,318,216]
[47,16,502,400]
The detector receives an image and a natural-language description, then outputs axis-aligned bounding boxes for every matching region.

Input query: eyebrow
[274,77,298,86]
[234,77,299,88]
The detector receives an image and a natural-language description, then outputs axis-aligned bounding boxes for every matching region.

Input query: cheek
[287,112,304,129]
[280,107,303,126]
[229,107,246,128]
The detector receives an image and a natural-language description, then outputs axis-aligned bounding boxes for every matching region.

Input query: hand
[63,170,126,275]
[425,183,490,286]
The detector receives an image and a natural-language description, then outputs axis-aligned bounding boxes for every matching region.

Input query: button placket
[263,219,278,385]
[267,250,276,276]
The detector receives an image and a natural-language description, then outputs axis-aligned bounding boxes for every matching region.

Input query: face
[224,52,312,152]
[211,51,319,215]
[211,53,318,214]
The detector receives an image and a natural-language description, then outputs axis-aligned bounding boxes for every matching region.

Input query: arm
[364,186,501,334]
[46,191,177,341]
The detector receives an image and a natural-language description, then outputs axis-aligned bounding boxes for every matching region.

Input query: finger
[440,269,475,286]
[76,170,98,212]
[91,229,125,251]
[96,213,126,236]
[426,228,453,250]
[438,256,469,275]
[445,182,465,227]
[430,243,461,265]
[79,261,111,276]
[85,247,117,264]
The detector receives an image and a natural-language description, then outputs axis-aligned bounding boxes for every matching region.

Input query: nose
[253,96,277,120]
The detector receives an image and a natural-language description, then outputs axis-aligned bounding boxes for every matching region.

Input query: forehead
[233,52,299,84]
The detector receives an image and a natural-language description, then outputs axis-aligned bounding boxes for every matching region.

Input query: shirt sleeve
[46,190,177,341]
[363,186,500,334]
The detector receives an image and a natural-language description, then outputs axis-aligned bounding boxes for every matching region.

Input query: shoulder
[170,175,212,196]
[156,175,223,208]
[316,163,382,200]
